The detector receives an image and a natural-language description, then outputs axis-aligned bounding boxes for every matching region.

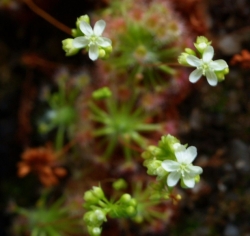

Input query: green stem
[55,125,65,151]
[124,144,132,163]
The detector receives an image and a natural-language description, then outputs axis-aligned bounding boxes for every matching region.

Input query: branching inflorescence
[15,1,230,233]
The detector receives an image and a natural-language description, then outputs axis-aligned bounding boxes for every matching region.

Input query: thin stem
[55,125,65,151]
[22,0,71,35]
[123,144,132,163]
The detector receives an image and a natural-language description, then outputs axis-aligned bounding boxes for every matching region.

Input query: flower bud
[144,159,162,176]
[120,194,131,203]
[125,206,137,217]
[92,186,105,199]
[178,52,190,66]
[129,198,137,207]
[112,178,128,190]
[84,209,106,227]
[62,39,79,56]
[194,36,211,53]
[98,49,106,58]
[76,15,90,29]
[87,226,102,236]
[105,45,113,54]
[92,87,112,100]
[185,48,196,56]
[83,191,96,202]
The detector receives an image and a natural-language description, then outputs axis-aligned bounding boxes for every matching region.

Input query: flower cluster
[83,186,137,236]
[62,15,112,61]
[142,135,203,188]
[178,36,229,86]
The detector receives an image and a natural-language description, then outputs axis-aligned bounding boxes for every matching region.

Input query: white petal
[189,68,202,83]
[183,176,195,188]
[73,37,89,48]
[205,70,217,86]
[186,55,202,67]
[167,172,181,187]
[188,165,203,175]
[96,37,112,47]
[89,44,99,61]
[210,60,228,71]
[175,150,186,163]
[202,46,214,62]
[162,160,180,172]
[80,21,93,36]
[93,20,106,36]
[184,146,197,163]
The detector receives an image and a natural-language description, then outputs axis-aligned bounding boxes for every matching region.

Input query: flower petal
[183,176,195,188]
[89,44,99,61]
[96,37,112,47]
[210,59,228,71]
[73,37,89,48]
[167,171,181,187]
[175,150,186,163]
[189,68,202,83]
[80,21,93,36]
[186,55,202,67]
[93,20,106,36]
[162,160,180,172]
[188,165,203,175]
[205,70,218,86]
[184,146,197,163]
[203,46,214,62]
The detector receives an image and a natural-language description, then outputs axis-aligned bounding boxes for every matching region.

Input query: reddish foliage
[17,146,67,187]
[230,50,250,69]
[169,0,208,34]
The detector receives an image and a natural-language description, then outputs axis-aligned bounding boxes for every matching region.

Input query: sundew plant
[7,0,250,235]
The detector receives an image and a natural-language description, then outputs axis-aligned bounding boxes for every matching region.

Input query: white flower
[73,20,112,61]
[161,146,203,188]
[186,46,228,86]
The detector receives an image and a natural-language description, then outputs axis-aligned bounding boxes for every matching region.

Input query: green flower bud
[129,199,137,207]
[98,49,106,58]
[92,87,112,100]
[94,209,106,222]
[105,45,113,54]
[178,52,190,66]
[141,145,159,159]
[185,48,196,56]
[71,15,90,37]
[125,206,137,217]
[120,194,131,203]
[155,166,167,180]
[215,67,229,82]
[152,147,164,156]
[194,174,200,183]
[92,186,105,199]
[87,226,102,236]
[133,214,143,223]
[62,38,80,56]
[112,178,128,190]
[194,36,211,53]
[76,15,90,29]
[83,191,96,203]
[84,209,106,227]
[144,159,162,176]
